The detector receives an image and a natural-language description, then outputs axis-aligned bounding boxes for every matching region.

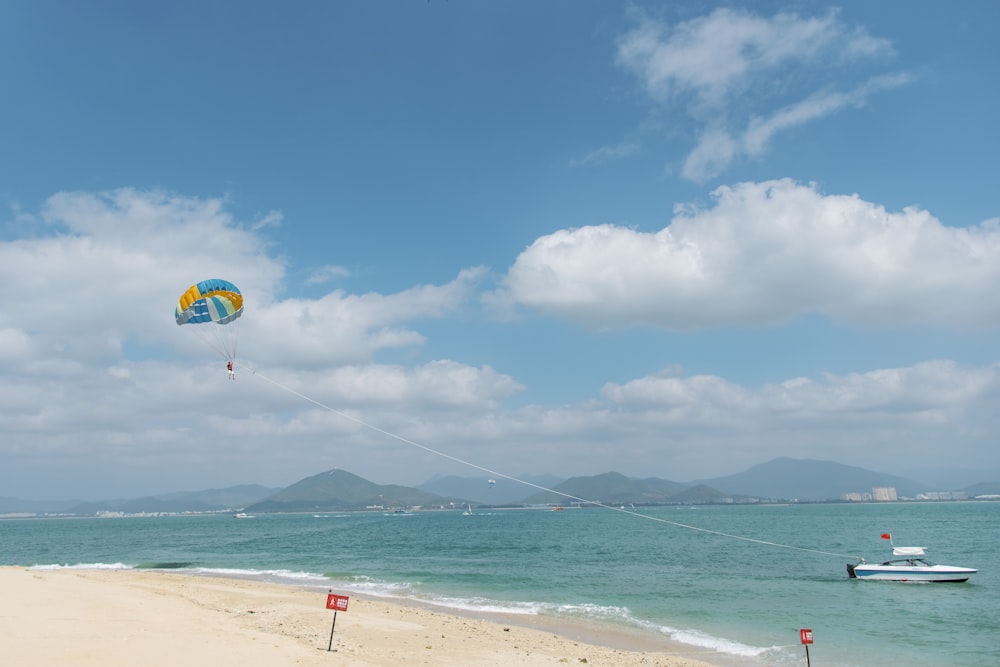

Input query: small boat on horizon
[847,533,977,583]
[385,508,413,516]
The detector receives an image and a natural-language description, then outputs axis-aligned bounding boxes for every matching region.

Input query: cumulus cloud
[0,190,510,496]
[319,361,523,410]
[253,267,487,365]
[3,187,999,498]
[0,188,487,367]
[492,179,1000,330]
[586,360,1000,474]
[374,358,1000,482]
[0,189,279,363]
[601,361,995,424]
[616,8,903,180]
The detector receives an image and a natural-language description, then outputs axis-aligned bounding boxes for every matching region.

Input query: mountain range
[245,468,464,513]
[439,458,998,505]
[419,473,564,505]
[3,458,998,516]
[692,458,930,500]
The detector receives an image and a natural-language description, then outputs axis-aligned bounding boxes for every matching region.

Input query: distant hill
[152,485,279,509]
[71,484,279,515]
[419,473,564,504]
[522,472,720,505]
[0,496,85,515]
[696,458,929,500]
[669,483,732,504]
[246,469,464,512]
[965,481,1000,497]
[0,485,279,516]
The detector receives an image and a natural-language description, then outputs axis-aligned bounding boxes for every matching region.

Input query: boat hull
[848,563,976,583]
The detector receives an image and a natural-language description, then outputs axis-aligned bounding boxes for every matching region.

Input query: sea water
[2,501,997,666]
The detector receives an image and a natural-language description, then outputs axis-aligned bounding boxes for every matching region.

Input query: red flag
[881,533,892,540]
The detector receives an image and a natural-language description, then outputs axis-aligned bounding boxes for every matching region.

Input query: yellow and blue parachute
[175,278,244,362]
[175,278,243,326]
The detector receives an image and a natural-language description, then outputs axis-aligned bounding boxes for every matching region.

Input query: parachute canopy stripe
[180,294,242,325]
[175,278,244,326]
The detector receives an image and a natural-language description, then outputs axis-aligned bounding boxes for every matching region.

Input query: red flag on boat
[881,533,892,540]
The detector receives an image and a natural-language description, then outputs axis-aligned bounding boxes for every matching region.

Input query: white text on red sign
[326,594,350,611]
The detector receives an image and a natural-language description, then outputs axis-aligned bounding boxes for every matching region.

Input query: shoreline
[0,566,723,666]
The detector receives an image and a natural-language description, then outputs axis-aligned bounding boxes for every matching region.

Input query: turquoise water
[3,501,997,666]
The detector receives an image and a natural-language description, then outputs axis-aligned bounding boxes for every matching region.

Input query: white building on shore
[841,486,898,502]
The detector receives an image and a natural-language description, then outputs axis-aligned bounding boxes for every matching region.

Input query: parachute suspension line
[191,320,239,363]
[188,324,230,363]
[211,324,229,361]
[239,361,858,560]
[230,316,241,363]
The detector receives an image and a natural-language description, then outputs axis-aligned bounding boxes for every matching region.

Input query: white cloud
[684,73,912,181]
[305,264,351,284]
[318,361,523,410]
[251,210,283,231]
[2,188,998,499]
[585,360,1000,476]
[681,126,737,182]
[743,74,911,156]
[617,8,901,180]
[602,361,994,422]
[252,267,486,366]
[0,189,281,363]
[327,358,999,484]
[0,190,505,495]
[492,179,1000,330]
[617,8,874,108]
[0,188,487,368]
[570,142,641,167]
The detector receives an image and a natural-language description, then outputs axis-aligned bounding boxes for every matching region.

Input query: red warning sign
[326,594,349,611]
[800,628,814,645]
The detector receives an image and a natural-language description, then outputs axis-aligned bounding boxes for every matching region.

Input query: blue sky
[2,1,999,500]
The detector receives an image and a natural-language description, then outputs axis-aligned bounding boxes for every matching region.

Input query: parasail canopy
[175,278,244,363]
[175,278,244,326]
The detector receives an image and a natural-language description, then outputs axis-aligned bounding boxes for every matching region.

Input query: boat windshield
[882,558,936,567]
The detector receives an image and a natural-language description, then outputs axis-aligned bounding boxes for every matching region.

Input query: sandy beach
[0,567,718,666]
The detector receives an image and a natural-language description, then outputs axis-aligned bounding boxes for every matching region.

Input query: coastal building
[841,486,898,502]
[871,487,898,501]
[918,491,969,500]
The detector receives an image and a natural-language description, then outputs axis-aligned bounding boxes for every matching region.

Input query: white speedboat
[848,535,976,582]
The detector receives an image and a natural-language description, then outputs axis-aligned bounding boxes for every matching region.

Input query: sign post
[326,591,350,651]
[799,628,813,666]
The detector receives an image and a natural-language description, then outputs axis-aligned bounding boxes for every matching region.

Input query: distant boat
[463,503,473,515]
[848,534,977,583]
[233,513,255,519]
